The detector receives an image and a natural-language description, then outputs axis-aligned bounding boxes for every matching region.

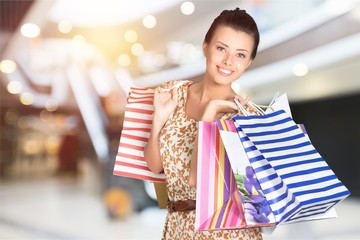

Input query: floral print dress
[159,80,263,240]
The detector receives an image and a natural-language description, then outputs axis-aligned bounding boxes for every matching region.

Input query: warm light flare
[58,20,72,33]
[0,60,17,73]
[181,1,195,15]
[72,34,86,43]
[20,92,34,105]
[49,0,182,27]
[7,81,22,94]
[118,54,131,67]
[21,23,41,38]
[40,110,53,122]
[124,30,138,43]
[4,109,19,124]
[143,15,157,29]
[131,43,144,56]
[45,99,59,112]
[292,63,309,77]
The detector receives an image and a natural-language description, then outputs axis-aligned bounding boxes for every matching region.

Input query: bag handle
[268,91,280,107]
[234,98,273,116]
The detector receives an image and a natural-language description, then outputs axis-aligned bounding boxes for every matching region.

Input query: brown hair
[204,8,260,60]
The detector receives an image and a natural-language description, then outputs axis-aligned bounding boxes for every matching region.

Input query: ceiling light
[17,116,29,129]
[48,0,182,27]
[45,99,59,112]
[72,34,86,43]
[118,54,131,67]
[143,15,157,29]
[21,23,41,38]
[292,63,308,76]
[58,20,72,34]
[124,30,138,43]
[181,1,195,15]
[7,81,22,94]
[40,110,53,122]
[131,43,144,56]
[20,92,34,105]
[0,59,17,73]
[4,109,19,125]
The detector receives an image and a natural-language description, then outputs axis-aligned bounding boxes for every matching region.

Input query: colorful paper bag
[196,121,246,231]
[216,119,276,228]
[233,110,351,224]
[113,87,166,182]
[266,93,292,118]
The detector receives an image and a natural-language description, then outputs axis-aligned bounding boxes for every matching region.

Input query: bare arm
[144,112,166,173]
[144,85,178,173]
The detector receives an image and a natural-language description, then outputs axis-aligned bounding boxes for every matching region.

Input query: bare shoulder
[160,80,192,87]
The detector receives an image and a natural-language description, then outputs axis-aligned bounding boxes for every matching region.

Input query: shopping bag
[266,93,292,118]
[113,87,166,182]
[195,121,246,231]
[232,110,351,224]
[217,119,276,228]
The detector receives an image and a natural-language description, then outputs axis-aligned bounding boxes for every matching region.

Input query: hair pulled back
[204,8,260,60]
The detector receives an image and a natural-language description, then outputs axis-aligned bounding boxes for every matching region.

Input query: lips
[217,66,233,76]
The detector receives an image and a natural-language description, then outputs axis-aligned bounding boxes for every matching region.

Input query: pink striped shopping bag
[195,121,246,231]
[113,87,166,182]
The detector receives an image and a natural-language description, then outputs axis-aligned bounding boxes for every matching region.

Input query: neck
[196,79,235,103]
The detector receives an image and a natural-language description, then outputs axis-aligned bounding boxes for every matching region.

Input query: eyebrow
[217,41,249,52]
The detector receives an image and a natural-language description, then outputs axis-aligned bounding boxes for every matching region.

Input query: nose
[223,54,233,66]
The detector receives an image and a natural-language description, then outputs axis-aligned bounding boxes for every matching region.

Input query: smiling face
[203,25,254,85]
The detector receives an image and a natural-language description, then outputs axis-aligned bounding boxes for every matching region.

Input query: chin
[214,76,238,85]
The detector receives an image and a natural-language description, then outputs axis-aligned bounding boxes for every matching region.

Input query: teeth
[219,67,231,74]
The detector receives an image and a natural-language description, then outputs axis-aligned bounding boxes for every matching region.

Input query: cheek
[236,59,251,70]
[208,49,223,62]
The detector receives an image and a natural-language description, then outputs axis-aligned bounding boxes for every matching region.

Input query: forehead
[211,25,254,50]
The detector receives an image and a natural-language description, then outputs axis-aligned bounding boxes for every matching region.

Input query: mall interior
[0,0,360,239]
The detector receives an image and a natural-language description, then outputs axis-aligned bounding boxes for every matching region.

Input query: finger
[160,82,168,90]
[234,95,244,103]
[171,87,178,101]
[155,86,162,93]
[164,81,174,89]
[229,102,238,111]
[219,101,238,113]
[243,96,250,105]
[235,95,250,105]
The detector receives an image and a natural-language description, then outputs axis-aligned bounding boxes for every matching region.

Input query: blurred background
[0,0,359,239]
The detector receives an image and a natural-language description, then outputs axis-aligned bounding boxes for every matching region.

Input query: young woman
[144,8,263,240]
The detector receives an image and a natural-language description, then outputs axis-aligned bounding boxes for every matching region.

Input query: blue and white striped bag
[233,110,350,225]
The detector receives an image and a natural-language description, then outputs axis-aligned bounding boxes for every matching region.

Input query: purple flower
[242,166,273,223]
[244,166,263,196]
[244,202,270,223]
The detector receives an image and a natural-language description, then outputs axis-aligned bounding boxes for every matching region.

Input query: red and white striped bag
[113,87,166,182]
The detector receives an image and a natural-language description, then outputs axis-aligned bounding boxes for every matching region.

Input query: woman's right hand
[153,84,178,126]
[144,82,179,174]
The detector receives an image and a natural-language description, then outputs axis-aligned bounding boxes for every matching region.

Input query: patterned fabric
[159,80,263,240]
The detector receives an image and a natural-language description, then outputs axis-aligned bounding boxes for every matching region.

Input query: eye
[216,46,226,52]
[236,53,246,58]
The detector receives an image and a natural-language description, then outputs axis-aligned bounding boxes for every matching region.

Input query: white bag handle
[234,98,250,116]
[268,91,280,107]
[234,98,272,116]
[248,101,266,115]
